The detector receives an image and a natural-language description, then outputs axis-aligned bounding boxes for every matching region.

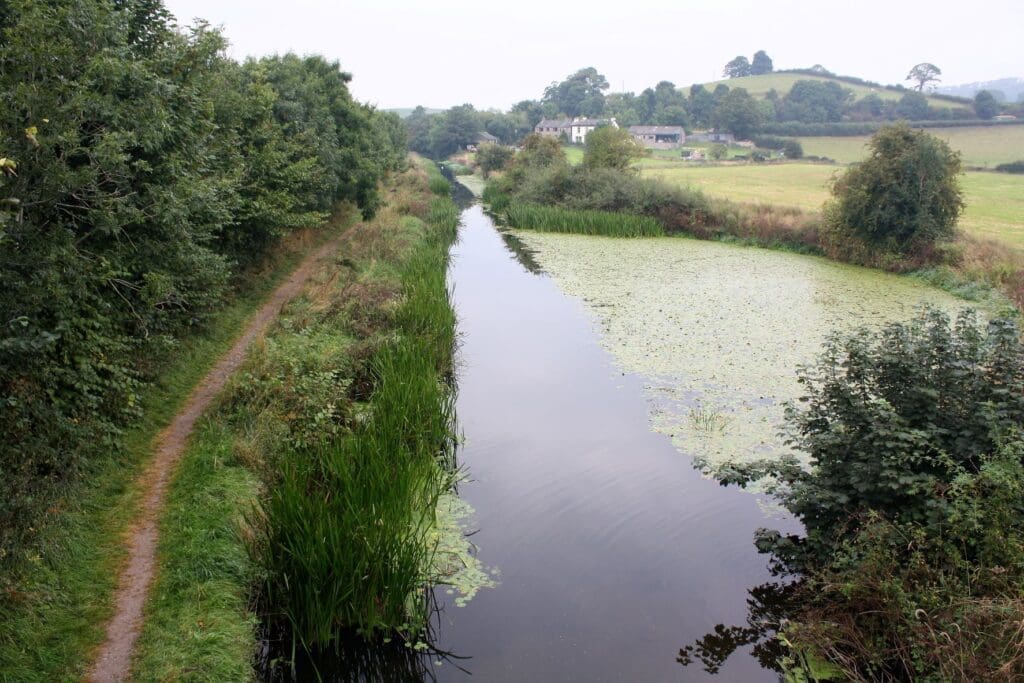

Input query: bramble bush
[715,308,1024,679]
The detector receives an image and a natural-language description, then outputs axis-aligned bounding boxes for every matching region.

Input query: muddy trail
[86,235,346,683]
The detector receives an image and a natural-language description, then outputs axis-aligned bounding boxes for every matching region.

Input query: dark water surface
[431,204,789,681]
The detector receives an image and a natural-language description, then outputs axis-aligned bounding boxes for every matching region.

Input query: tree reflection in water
[677,580,801,675]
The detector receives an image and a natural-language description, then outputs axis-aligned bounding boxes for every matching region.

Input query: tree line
[0,0,406,575]
[406,62,1020,155]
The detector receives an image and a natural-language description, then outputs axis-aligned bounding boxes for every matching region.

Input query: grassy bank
[0,217,353,682]
[129,157,464,678]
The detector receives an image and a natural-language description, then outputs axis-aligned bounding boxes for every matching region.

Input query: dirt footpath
[87,235,345,682]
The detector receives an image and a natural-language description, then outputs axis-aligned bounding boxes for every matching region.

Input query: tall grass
[422,158,452,196]
[253,180,462,651]
[504,202,663,237]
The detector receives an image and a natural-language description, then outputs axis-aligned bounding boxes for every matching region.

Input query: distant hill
[694,70,968,109]
[938,78,1024,103]
[385,107,444,119]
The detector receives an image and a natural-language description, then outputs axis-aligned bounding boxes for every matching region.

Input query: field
[799,125,1024,167]
[641,163,1024,248]
[696,72,961,108]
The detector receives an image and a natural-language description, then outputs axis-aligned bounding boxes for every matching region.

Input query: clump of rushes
[253,173,462,649]
[423,160,452,196]
[504,202,664,237]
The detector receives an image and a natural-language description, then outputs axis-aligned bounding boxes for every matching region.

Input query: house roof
[535,118,571,128]
[476,131,499,143]
[628,126,685,135]
[570,118,610,127]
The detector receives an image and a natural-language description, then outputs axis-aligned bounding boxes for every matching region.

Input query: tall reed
[253,170,462,649]
[504,202,664,237]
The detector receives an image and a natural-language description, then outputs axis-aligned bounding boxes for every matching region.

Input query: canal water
[430,203,791,681]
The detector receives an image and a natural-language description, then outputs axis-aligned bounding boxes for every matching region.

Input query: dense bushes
[715,308,1024,679]
[825,124,963,254]
[0,0,404,582]
[996,160,1024,174]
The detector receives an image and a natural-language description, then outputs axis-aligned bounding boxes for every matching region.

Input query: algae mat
[514,233,972,471]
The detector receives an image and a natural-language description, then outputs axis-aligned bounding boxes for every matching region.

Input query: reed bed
[422,159,452,196]
[504,202,664,237]
[253,166,462,650]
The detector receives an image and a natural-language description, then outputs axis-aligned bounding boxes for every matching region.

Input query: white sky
[163,0,1023,110]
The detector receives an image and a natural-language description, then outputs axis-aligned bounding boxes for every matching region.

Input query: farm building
[534,117,617,144]
[688,131,735,144]
[628,125,685,149]
[466,131,500,151]
[534,119,571,139]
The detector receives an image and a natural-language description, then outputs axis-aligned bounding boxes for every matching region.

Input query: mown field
[642,163,1024,248]
[696,72,961,107]
[798,125,1024,167]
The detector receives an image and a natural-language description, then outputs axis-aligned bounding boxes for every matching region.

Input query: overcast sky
[163,0,1022,110]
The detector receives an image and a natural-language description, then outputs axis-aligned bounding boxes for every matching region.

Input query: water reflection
[259,599,471,682]
[678,579,800,675]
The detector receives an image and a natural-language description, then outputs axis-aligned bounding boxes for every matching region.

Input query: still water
[430,204,789,681]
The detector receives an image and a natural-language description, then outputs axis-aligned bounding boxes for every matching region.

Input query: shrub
[583,126,645,171]
[713,307,1024,679]
[825,123,963,254]
[475,143,513,177]
[782,139,803,159]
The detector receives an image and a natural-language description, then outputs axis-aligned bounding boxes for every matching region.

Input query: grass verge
[129,157,463,679]
[0,216,352,682]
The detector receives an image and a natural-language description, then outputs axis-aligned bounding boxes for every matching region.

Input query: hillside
[939,77,1024,102]
[694,71,965,109]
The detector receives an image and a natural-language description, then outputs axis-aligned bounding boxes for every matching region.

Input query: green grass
[798,125,1024,167]
[643,163,835,209]
[129,163,460,676]
[642,162,1024,249]
[250,183,462,656]
[697,72,960,107]
[0,223,347,682]
[505,202,664,237]
[131,421,260,681]
[564,145,584,166]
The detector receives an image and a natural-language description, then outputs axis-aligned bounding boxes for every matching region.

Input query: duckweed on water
[515,232,975,474]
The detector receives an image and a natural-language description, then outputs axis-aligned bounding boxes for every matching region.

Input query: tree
[655,105,689,127]
[475,143,513,177]
[582,126,645,171]
[427,104,481,158]
[688,84,716,127]
[894,91,930,120]
[906,62,941,92]
[709,144,727,160]
[712,87,764,139]
[974,90,1000,120]
[779,80,852,123]
[723,55,751,78]
[826,124,963,252]
[750,50,773,75]
[542,67,609,118]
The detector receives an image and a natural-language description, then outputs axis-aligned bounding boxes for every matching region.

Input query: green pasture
[642,162,1024,248]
